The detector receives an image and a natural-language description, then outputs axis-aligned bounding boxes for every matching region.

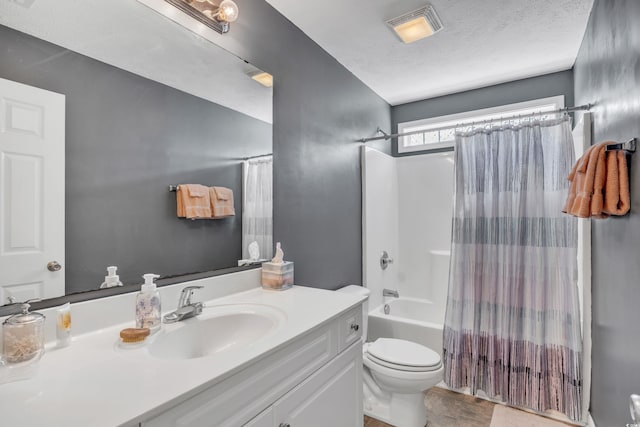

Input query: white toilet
[337,285,443,427]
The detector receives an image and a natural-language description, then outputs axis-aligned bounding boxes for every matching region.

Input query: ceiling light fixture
[248,71,273,88]
[165,0,239,34]
[386,4,443,44]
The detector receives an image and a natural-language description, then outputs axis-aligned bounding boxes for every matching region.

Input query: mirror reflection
[0,0,273,305]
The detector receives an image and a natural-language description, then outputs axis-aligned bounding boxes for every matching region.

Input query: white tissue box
[261,261,294,290]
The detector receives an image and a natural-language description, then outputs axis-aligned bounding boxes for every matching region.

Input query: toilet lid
[365,353,441,372]
[367,338,441,369]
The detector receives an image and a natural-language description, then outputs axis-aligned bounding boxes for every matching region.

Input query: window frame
[397,95,565,154]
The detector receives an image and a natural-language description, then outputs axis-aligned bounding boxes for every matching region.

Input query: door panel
[3,97,45,137]
[3,152,43,252]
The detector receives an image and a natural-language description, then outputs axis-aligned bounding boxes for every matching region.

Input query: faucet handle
[380,251,394,270]
[178,286,204,307]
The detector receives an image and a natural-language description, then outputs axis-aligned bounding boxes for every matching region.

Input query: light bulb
[218,0,238,22]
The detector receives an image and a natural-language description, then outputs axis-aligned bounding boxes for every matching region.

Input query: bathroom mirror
[0,0,273,307]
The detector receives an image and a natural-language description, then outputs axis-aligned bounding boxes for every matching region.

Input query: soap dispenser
[135,274,161,333]
[100,266,123,289]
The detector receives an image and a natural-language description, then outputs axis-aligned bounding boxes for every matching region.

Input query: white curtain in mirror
[243,156,273,260]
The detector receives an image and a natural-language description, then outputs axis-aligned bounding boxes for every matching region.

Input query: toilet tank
[336,285,370,342]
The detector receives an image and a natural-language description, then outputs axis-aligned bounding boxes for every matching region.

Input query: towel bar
[168,185,179,192]
[605,139,636,153]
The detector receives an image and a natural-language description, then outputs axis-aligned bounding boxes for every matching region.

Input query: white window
[397,96,565,153]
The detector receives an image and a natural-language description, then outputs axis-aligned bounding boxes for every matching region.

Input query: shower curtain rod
[357,103,593,143]
[244,153,273,160]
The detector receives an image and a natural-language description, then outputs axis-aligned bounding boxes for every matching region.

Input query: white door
[0,77,65,303]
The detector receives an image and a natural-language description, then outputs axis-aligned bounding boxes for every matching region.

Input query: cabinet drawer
[142,324,338,427]
[337,305,362,353]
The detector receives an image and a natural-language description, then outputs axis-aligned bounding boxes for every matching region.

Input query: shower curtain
[242,156,273,260]
[443,117,582,420]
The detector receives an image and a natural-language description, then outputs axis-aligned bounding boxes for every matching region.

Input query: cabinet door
[273,341,362,427]
[244,407,273,427]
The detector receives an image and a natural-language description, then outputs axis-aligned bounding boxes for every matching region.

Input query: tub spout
[383,289,399,298]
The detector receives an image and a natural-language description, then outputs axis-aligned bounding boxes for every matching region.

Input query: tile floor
[364,387,573,427]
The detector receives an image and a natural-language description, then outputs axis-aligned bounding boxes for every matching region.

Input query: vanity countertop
[0,285,365,427]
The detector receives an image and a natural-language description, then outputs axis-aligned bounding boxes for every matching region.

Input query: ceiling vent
[386,4,443,44]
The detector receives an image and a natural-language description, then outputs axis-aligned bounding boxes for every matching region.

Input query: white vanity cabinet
[141,304,363,427]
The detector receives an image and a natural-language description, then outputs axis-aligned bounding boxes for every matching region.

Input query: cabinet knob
[278,423,290,427]
[350,323,360,332]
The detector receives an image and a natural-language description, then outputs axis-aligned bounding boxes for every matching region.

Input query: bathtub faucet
[383,289,399,298]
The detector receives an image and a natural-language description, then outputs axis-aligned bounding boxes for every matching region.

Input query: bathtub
[367,297,444,356]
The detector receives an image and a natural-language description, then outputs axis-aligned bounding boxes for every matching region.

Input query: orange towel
[210,186,235,218]
[176,184,212,219]
[563,142,630,218]
[602,149,631,215]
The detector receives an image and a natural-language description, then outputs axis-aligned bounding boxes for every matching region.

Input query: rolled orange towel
[603,149,631,215]
[563,143,606,218]
[590,145,607,218]
[564,141,631,218]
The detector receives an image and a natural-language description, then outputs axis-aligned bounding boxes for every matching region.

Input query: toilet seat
[366,338,441,372]
[366,353,442,372]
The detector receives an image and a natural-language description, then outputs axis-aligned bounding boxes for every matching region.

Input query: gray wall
[391,70,574,156]
[573,1,640,425]
[206,0,391,289]
[0,25,271,293]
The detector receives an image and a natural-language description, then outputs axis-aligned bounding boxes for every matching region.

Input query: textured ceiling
[0,0,272,123]
[265,0,594,105]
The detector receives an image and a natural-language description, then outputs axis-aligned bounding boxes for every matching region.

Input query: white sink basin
[148,304,286,360]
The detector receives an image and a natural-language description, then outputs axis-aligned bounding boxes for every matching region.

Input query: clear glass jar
[2,302,45,364]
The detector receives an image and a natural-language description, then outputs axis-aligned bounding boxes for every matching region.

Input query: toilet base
[363,369,428,427]
[364,390,427,427]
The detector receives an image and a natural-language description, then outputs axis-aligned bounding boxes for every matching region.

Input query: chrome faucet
[163,286,204,323]
[383,288,399,298]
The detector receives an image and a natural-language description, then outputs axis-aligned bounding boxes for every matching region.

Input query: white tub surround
[362,146,400,311]
[362,147,453,325]
[0,271,365,427]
